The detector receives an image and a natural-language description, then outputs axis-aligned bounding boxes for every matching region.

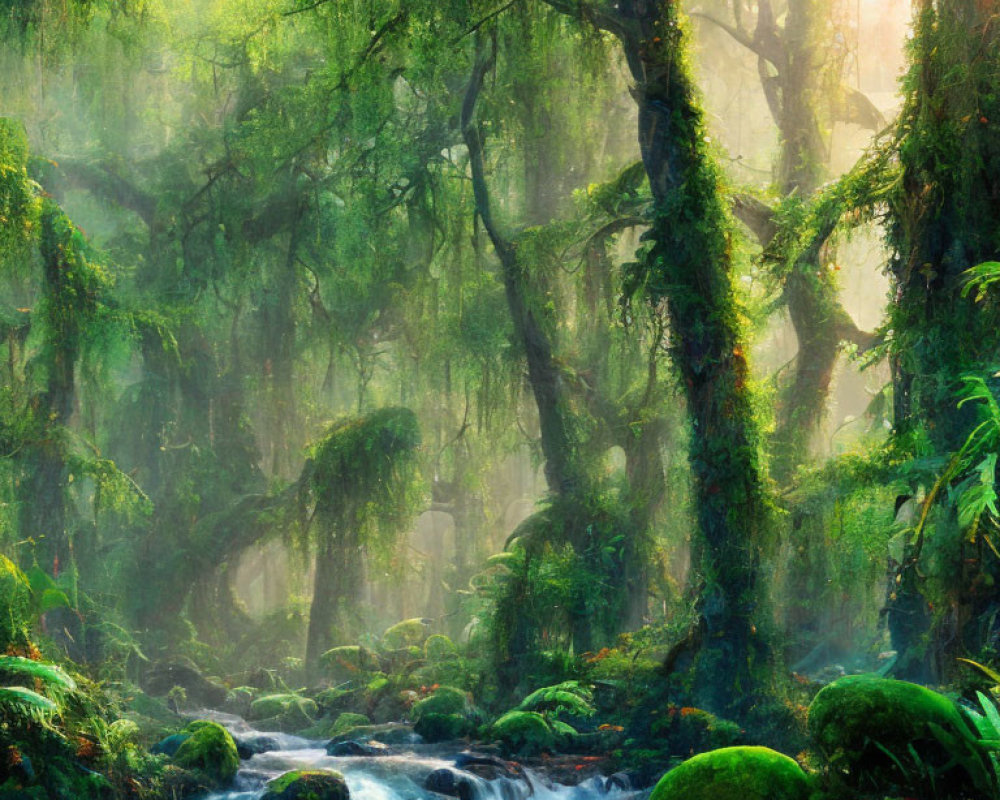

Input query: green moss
[423,634,457,662]
[0,555,32,650]
[413,712,470,742]
[411,686,468,721]
[263,769,349,800]
[320,645,380,682]
[808,674,985,791]
[249,693,318,722]
[490,710,555,756]
[648,747,810,800]
[381,618,429,650]
[333,712,370,734]
[172,720,239,785]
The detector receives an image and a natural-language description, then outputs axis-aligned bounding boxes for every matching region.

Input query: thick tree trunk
[305,525,362,682]
[543,0,772,713]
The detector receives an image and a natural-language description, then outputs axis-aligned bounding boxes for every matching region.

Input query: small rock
[425,767,475,800]
[327,740,391,757]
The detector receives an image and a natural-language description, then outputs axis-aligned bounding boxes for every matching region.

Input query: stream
[198,713,648,800]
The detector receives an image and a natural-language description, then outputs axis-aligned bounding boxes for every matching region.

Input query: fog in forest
[5,2,1000,800]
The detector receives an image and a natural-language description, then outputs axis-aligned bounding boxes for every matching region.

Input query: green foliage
[306,407,422,555]
[0,656,76,694]
[0,554,32,650]
[517,680,595,719]
[0,685,59,723]
[489,710,556,756]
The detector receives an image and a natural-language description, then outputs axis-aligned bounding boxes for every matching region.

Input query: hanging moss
[307,407,421,551]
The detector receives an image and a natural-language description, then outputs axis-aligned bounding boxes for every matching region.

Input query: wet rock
[151,732,189,757]
[327,740,391,757]
[262,769,350,800]
[235,734,280,759]
[425,767,475,800]
[327,722,421,746]
[454,752,523,782]
[604,773,631,792]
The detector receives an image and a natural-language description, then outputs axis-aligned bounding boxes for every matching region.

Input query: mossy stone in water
[808,674,984,792]
[649,746,810,800]
[262,769,350,800]
[249,693,316,720]
[333,712,371,734]
[172,720,239,784]
[490,711,555,756]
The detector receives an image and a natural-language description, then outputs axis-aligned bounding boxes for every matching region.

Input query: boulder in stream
[262,769,350,800]
[327,739,391,756]
[425,767,475,800]
[235,734,281,759]
[171,720,240,785]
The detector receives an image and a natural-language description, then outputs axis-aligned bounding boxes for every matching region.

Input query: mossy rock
[249,693,318,732]
[326,723,420,746]
[412,686,468,721]
[320,646,380,682]
[0,555,32,650]
[333,712,370,734]
[414,712,471,743]
[381,619,429,650]
[262,769,350,800]
[490,711,555,756]
[172,720,239,785]
[808,674,985,792]
[649,746,811,800]
[424,634,458,662]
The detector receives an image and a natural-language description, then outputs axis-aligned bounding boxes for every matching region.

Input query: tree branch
[731,193,777,245]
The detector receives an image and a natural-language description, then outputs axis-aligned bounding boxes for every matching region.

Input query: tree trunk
[542,0,772,713]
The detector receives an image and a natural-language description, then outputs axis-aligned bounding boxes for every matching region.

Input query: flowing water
[199,713,648,800]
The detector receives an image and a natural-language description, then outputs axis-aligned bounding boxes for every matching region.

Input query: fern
[962,261,1000,302]
[517,680,596,718]
[0,656,76,692]
[0,686,59,723]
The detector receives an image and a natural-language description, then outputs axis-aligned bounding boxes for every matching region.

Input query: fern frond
[0,686,59,722]
[518,681,596,718]
[0,656,76,692]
